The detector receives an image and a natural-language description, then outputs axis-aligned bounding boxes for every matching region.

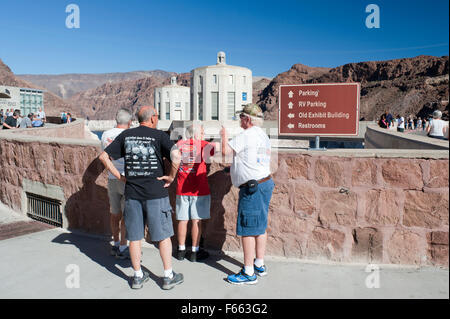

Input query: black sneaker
[110,245,119,256]
[177,249,186,261]
[131,271,150,289]
[162,272,184,290]
[117,248,143,261]
[189,249,209,262]
[116,247,130,260]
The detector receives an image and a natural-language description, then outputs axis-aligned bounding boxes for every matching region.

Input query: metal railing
[26,192,62,227]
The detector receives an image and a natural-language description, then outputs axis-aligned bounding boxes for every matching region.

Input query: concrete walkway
[0,227,448,299]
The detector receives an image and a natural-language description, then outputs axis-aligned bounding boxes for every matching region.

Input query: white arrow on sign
[287,123,294,129]
[288,102,293,109]
[288,91,294,98]
[288,113,295,119]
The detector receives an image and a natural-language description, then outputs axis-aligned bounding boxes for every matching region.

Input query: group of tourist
[0,108,46,129]
[378,110,448,139]
[99,103,274,290]
[60,111,72,124]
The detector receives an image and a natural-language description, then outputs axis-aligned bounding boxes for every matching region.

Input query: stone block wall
[0,133,448,267]
[0,139,110,234]
[223,155,448,267]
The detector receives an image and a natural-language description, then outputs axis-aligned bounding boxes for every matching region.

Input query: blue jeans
[236,179,275,237]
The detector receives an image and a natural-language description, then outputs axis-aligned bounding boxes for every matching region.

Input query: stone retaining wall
[0,132,448,267]
[4,118,85,139]
[365,124,449,150]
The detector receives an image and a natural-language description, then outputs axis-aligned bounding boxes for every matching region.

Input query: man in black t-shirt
[2,110,20,129]
[99,106,183,290]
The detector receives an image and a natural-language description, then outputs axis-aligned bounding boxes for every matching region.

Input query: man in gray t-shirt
[19,114,33,128]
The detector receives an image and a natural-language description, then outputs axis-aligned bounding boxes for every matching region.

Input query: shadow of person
[51,232,131,285]
[64,157,111,235]
[200,166,243,276]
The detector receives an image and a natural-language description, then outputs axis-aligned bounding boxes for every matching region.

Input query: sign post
[278,83,360,142]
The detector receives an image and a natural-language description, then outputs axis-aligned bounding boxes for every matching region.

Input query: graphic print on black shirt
[125,136,158,177]
[104,126,175,200]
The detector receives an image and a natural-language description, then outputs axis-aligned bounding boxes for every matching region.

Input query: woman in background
[426,110,448,140]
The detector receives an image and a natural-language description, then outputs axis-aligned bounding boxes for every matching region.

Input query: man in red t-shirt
[176,123,216,262]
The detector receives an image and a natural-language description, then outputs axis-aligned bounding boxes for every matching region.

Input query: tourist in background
[426,110,448,140]
[66,113,72,123]
[175,122,215,262]
[396,115,405,132]
[19,113,33,128]
[101,108,133,259]
[37,108,46,123]
[2,110,20,129]
[221,104,274,286]
[417,117,422,130]
[378,114,388,128]
[0,109,4,125]
[61,111,67,123]
[408,117,414,130]
[422,117,428,131]
[100,106,183,290]
[386,111,393,128]
[31,114,44,127]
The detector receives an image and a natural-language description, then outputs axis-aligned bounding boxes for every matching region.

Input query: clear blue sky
[0,0,448,77]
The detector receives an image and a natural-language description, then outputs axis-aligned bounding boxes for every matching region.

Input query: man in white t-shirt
[221,104,274,286]
[397,115,405,133]
[37,108,46,123]
[101,108,133,258]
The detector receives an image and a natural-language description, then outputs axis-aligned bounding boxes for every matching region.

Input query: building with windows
[154,77,190,121]
[0,85,44,115]
[190,51,252,121]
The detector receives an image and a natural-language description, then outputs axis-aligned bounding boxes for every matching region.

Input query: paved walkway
[0,227,448,299]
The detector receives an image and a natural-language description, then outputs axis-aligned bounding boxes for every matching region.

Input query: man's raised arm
[99,151,126,183]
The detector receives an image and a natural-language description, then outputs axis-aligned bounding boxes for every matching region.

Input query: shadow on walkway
[51,232,132,286]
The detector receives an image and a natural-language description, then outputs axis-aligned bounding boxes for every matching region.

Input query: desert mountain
[67,74,271,120]
[258,55,449,121]
[0,59,72,117]
[68,73,191,120]
[17,70,173,99]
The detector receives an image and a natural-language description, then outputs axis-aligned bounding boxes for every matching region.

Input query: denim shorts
[176,195,211,221]
[124,197,174,242]
[236,178,275,237]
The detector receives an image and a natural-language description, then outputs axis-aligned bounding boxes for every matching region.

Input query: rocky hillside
[258,55,449,121]
[0,59,72,117]
[68,73,191,120]
[17,70,173,99]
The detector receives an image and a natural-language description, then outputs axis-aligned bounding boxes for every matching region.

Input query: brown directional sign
[278,83,360,136]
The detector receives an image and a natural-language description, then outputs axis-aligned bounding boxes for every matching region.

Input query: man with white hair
[37,107,46,123]
[100,106,183,290]
[175,122,215,262]
[427,110,448,140]
[101,108,133,259]
[220,104,274,285]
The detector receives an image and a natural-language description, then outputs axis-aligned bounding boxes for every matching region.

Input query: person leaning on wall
[220,103,275,286]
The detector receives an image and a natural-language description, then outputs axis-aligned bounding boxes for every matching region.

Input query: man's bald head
[136,106,157,123]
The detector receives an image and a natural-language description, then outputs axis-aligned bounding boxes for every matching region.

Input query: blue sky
[0,0,448,77]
